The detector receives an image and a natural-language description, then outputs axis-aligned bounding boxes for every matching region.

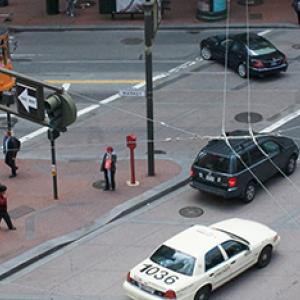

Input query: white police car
[123,218,280,300]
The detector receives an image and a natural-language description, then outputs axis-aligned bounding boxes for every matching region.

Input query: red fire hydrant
[126,134,139,186]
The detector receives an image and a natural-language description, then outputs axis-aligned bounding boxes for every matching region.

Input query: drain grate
[235,112,263,124]
[292,44,300,50]
[179,206,204,218]
[9,205,35,219]
[154,149,167,154]
[121,38,143,45]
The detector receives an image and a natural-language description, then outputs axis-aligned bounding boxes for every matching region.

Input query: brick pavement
[0,158,183,266]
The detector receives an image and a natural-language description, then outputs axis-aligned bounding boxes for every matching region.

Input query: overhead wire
[220,1,300,228]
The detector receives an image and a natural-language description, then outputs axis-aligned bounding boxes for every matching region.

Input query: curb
[0,170,189,281]
[7,23,300,33]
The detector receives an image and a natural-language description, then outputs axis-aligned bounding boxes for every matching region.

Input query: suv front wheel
[241,181,256,203]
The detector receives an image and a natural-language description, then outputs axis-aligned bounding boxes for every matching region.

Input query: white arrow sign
[18,88,38,112]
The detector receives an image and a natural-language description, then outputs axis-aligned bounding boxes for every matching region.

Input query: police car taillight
[164,290,176,299]
[127,272,133,283]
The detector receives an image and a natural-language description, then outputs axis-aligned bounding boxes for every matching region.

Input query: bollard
[126,134,140,186]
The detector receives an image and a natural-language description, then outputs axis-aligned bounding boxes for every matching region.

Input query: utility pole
[144,0,161,176]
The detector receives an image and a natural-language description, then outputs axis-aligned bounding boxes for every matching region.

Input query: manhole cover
[292,44,300,50]
[179,207,204,218]
[121,38,143,45]
[235,112,263,123]
[0,116,18,129]
[9,205,35,219]
[154,149,167,154]
[92,180,105,189]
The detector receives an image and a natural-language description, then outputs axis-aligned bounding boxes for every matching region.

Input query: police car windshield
[150,245,195,276]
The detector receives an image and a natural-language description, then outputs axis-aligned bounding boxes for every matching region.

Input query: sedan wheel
[201,47,212,60]
[237,63,247,78]
[241,181,256,203]
[257,246,272,268]
[285,156,297,175]
[194,286,211,300]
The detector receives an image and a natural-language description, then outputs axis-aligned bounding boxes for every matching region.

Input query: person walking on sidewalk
[100,146,117,191]
[0,184,16,230]
[66,0,76,17]
[292,0,300,24]
[3,131,20,178]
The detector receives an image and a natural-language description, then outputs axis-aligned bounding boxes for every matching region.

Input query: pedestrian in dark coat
[0,184,16,230]
[100,146,117,191]
[292,0,300,24]
[66,0,76,17]
[3,131,20,178]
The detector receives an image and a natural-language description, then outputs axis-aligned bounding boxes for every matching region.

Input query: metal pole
[48,129,58,199]
[144,0,155,176]
[6,112,11,132]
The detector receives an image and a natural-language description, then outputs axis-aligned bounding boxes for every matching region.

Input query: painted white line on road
[261,108,300,133]
[258,30,272,36]
[19,127,48,144]
[77,104,100,116]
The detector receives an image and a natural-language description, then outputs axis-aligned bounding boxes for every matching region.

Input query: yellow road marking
[46,79,144,84]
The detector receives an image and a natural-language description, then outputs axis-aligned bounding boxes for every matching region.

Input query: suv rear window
[195,152,230,173]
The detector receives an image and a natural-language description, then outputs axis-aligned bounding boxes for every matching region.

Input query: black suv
[190,131,299,203]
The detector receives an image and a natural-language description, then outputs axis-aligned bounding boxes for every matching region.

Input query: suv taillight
[164,290,176,299]
[190,168,196,177]
[228,177,237,188]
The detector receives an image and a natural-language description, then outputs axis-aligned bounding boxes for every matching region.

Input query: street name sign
[119,90,145,97]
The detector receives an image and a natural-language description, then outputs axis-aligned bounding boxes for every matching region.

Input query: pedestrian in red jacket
[0,184,16,230]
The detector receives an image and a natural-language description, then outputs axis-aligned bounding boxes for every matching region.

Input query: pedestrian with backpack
[3,131,21,178]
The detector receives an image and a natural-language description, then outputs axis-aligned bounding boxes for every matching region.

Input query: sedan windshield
[150,245,195,276]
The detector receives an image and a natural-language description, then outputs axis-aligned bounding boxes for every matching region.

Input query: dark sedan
[200,32,288,78]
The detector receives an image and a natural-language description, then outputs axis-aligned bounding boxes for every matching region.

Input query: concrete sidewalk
[0,157,189,279]
[0,0,298,31]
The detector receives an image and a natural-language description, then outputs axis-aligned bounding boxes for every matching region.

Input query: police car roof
[163,225,229,258]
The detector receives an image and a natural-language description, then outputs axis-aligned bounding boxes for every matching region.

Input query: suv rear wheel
[241,181,256,203]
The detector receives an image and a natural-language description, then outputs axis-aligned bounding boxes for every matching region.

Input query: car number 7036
[140,264,179,285]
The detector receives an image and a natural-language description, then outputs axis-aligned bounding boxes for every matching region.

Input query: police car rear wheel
[194,286,211,300]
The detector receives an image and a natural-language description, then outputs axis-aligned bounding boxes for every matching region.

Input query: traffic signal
[44,92,77,132]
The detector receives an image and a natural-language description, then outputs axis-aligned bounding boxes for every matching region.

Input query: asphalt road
[7,28,300,163]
